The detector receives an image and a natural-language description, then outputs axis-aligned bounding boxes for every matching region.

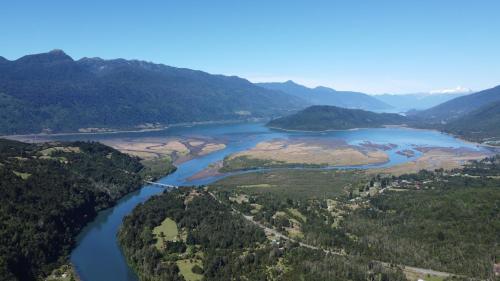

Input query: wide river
[42,122,483,281]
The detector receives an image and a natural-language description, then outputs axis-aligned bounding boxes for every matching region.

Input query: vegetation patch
[140,155,177,181]
[13,170,31,180]
[152,217,179,249]
[176,259,203,281]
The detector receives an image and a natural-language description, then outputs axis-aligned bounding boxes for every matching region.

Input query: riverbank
[1,119,266,142]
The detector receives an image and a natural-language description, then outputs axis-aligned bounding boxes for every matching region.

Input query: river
[40,122,482,281]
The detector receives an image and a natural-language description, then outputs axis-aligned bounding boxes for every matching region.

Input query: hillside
[375,92,468,112]
[0,50,305,135]
[257,80,392,111]
[443,101,500,143]
[267,105,407,131]
[413,84,500,122]
[0,139,153,280]
[118,187,407,281]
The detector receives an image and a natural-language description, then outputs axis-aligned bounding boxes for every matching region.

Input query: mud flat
[100,137,226,163]
[371,146,492,175]
[224,138,389,169]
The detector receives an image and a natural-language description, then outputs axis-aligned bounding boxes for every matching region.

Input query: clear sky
[2,0,499,94]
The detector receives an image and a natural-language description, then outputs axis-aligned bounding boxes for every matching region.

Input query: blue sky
[1,0,499,94]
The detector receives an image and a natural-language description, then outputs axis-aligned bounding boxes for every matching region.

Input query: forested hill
[440,101,500,143]
[267,105,407,131]
[0,50,305,135]
[0,139,148,280]
[257,80,392,111]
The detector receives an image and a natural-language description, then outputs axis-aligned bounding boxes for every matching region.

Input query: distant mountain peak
[284,80,300,85]
[429,86,473,95]
[16,49,73,64]
[314,86,336,92]
[49,49,66,54]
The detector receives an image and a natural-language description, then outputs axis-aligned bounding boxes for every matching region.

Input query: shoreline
[1,119,266,140]
[268,124,497,150]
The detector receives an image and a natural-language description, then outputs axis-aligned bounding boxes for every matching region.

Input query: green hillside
[0,139,152,280]
[267,105,407,131]
[0,50,305,135]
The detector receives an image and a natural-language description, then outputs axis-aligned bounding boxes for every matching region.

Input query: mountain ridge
[0,50,307,134]
[257,80,392,111]
[413,85,500,122]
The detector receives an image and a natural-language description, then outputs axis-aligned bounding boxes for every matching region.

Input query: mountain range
[0,50,305,134]
[257,80,392,111]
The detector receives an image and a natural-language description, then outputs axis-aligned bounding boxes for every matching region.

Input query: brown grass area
[371,147,491,176]
[227,139,388,166]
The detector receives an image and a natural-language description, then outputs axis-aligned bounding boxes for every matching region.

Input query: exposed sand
[187,161,224,181]
[199,143,226,155]
[371,146,491,175]
[227,139,389,166]
[101,137,226,163]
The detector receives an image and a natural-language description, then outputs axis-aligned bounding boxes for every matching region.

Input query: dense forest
[0,50,304,134]
[118,187,407,281]
[267,105,407,131]
[343,157,500,279]
[0,139,163,280]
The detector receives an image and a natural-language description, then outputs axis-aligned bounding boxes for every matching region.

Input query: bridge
[144,181,178,189]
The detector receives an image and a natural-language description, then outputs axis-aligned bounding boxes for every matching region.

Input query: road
[207,191,455,278]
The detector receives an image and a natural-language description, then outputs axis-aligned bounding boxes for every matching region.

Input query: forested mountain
[375,92,468,112]
[441,101,500,143]
[0,50,306,135]
[412,84,500,122]
[0,139,149,280]
[267,105,407,131]
[257,80,392,111]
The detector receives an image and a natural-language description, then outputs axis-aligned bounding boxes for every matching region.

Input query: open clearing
[212,169,367,199]
[152,217,178,249]
[176,259,203,281]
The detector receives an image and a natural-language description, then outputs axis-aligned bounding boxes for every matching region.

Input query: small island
[267,105,407,131]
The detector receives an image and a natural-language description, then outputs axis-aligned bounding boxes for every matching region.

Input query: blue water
[54,122,482,281]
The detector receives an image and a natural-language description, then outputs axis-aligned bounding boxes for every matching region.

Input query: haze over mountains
[375,92,470,112]
[0,50,305,134]
[257,80,392,111]
[410,85,500,143]
[414,85,500,122]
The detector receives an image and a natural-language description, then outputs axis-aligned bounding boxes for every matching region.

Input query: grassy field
[140,155,176,181]
[212,169,367,199]
[176,259,203,281]
[209,169,369,250]
[152,217,179,249]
